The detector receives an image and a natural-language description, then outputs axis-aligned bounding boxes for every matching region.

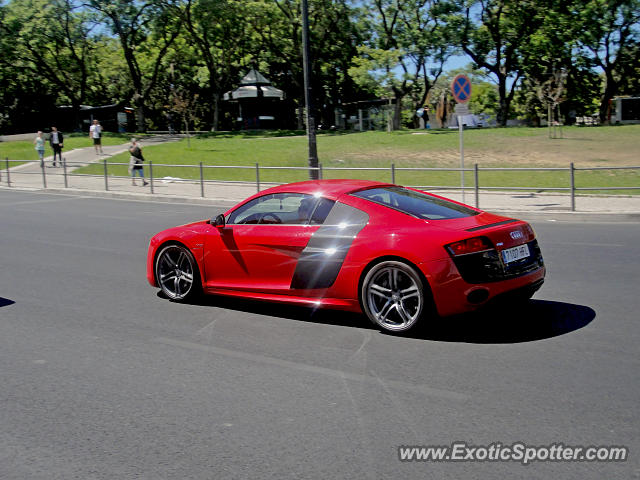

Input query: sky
[443,54,472,73]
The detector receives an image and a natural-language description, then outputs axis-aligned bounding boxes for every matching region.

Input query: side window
[227,193,316,225]
[227,196,265,224]
[309,198,335,225]
[351,186,478,220]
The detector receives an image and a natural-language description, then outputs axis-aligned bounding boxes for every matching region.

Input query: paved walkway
[1,136,639,218]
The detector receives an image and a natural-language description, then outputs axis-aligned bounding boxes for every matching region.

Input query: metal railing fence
[2,156,639,212]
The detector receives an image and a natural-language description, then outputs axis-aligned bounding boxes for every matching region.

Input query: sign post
[451,74,472,203]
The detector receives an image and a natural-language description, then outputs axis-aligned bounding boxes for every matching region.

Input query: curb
[0,185,239,208]
[1,185,639,222]
[482,210,640,223]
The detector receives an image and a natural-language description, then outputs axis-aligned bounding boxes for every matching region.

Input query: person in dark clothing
[128,138,148,186]
[49,126,64,167]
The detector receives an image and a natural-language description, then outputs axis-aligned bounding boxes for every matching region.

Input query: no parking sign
[451,74,472,103]
[450,74,472,203]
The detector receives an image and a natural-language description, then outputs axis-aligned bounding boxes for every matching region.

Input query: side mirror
[212,213,226,228]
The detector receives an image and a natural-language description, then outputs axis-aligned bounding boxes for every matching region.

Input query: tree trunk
[393,99,402,130]
[413,102,422,129]
[212,92,220,131]
[599,73,617,125]
[414,81,432,129]
[133,92,146,133]
[71,100,82,132]
[496,76,509,127]
[297,100,304,130]
[389,87,405,131]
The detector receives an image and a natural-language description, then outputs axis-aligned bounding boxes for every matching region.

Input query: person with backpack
[128,138,148,186]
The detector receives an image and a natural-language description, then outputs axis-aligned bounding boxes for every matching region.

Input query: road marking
[154,336,468,402]
[348,331,372,360]
[195,318,219,338]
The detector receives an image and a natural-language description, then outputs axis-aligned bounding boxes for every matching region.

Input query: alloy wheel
[156,245,198,300]
[362,261,424,332]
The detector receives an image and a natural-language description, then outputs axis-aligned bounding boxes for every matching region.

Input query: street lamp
[301,0,319,180]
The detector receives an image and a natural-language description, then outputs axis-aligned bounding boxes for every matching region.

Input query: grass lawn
[4,125,637,194]
[0,132,140,163]
[73,125,640,194]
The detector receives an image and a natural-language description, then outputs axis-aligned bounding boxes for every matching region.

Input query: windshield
[350,186,479,220]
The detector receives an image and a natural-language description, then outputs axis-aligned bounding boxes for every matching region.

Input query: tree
[171,89,199,145]
[457,0,546,126]
[616,43,640,95]
[242,0,366,129]
[2,0,101,130]
[538,68,567,137]
[308,0,370,126]
[87,0,183,132]
[91,36,133,107]
[350,0,455,129]
[575,0,640,123]
[181,0,248,131]
[242,0,304,127]
[518,3,572,129]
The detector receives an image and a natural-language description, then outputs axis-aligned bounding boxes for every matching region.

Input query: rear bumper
[423,259,546,317]
[494,278,545,302]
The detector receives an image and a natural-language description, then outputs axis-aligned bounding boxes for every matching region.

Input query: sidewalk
[1,137,639,219]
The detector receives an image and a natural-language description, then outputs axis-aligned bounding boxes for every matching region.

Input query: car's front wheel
[155,244,200,301]
[361,260,425,332]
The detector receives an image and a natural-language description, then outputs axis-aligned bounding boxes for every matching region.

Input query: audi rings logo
[510,231,524,240]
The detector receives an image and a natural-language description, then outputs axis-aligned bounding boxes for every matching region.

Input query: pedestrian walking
[89,119,104,154]
[34,131,45,165]
[128,138,148,186]
[49,126,64,167]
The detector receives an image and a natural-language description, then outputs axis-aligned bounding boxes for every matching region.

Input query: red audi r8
[147,180,545,332]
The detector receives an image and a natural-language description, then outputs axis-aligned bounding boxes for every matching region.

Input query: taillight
[446,236,494,256]
[522,223,534,237]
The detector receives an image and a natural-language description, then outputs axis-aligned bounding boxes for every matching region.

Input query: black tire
[155,244,201,301]
[360,260,425,332]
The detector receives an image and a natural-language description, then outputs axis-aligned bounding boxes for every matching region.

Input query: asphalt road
[0,189,638,480]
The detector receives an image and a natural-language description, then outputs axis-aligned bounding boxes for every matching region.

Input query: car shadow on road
[0,297,16,308]
[417,300,596,344]
[162,291,375,329]
[164,292,594,344]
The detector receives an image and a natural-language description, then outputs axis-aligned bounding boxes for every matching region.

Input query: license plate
[502,244,530,264]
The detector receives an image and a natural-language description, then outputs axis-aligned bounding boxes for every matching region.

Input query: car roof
[258,179,392,200]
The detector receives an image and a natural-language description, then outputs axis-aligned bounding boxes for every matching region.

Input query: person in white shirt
[89,119,104,154]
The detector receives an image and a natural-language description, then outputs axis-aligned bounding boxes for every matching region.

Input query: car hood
[179,220,209,228]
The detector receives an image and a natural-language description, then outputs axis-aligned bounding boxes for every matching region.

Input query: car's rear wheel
[155,244,200,301]
[361,260,425,332]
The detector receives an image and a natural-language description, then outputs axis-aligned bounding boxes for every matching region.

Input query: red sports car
[147,180,545,332]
